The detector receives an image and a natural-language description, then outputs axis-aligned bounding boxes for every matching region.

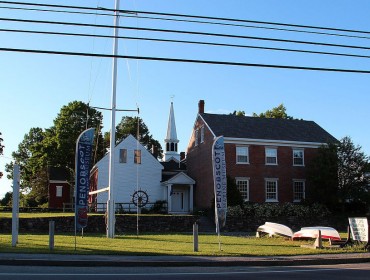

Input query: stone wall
[0,215,199,234]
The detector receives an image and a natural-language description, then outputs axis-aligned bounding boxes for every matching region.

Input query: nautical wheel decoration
[131,190,149,207]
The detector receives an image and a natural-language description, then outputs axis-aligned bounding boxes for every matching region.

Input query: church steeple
[164,101,180,162]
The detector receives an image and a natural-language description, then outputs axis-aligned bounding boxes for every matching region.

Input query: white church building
[89,102,195,214]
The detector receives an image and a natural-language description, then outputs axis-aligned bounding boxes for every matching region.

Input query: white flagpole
[107,0,120,239]
[11,164,20,247]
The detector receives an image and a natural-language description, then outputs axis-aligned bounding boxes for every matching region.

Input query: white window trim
[265,178,279,202]
[56,185,63,197]
[235,177,250,202]
[194,129,199,147]
[119,149,127,163]
[293,180,306,202]
[293,148,305,166]
[134,149,141,164]
[200,126,204,143]
[265,147,278,165]
[236,146,249,164]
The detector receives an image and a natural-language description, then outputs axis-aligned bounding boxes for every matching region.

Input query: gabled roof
[200,113,337,144]
[161,159,187,172]
[161,171,195,185]
[93,134,163,170]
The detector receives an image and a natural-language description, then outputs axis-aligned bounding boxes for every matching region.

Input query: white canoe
[256,222,294,238]
[293,226,341,241]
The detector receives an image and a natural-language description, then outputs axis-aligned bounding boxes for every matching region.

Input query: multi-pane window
[200,126,204,143]
[265,148,277,165]
[236,146,249,163]
[265,179,278,202]
[194,129,199,146]
[236,178,249,201]
[293,149,304,166]
[293,180,305,202]
[56,186,63,197]
[119,149,127,163]
[134,150,141,164]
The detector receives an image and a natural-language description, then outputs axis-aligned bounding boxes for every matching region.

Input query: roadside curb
[1,253,369,267]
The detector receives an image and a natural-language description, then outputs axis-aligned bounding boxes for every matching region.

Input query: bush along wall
[223,203,352,232]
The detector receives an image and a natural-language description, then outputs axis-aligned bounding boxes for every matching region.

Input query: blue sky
[1,0,370,199]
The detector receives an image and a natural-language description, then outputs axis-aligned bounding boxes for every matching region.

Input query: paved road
[1,252,369,267]
[1,263,370,280]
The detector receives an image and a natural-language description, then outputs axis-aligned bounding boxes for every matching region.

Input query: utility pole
[107,0,120,238]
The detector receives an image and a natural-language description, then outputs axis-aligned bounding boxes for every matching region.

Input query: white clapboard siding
[94,135,164,205]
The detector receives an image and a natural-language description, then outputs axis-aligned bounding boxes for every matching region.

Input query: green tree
[230,110,246,116]
[307,143,339,210]
[337,136,370,208]
[6,101,105,206]
[53,101,105,171]
[308,137,370,212]
[253,104,293,119]
[105,116,163,159]
[5,127,46,192]
[227,176,244,207]
[0,191,12,206]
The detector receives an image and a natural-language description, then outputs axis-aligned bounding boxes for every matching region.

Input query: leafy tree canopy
[337,136,370,205]
[308,136,370,212]
[230,110,246,116]
[253,104,293,119]
[104,116,163,159]
[53,101,105,170]
[6,101,105,205]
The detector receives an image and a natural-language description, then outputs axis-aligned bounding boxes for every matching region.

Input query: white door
[172,191,188,212]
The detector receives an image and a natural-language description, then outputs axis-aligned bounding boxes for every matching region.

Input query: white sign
[348,217,368,242]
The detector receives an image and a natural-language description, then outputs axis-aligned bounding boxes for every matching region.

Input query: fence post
[49,221,55,250]
[193,222,199,252]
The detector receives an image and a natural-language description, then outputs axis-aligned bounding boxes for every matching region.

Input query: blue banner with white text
[75,128,95,230]
[212,136,227,234]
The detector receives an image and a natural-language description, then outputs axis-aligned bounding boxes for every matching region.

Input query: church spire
[164,101,180,162]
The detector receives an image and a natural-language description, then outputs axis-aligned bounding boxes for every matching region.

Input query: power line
[2,5,370,41]
[2,1,370,35]
[1,46,370,74]
[2,17,370,51]
[0,5,113,17]
[2,27,370,60]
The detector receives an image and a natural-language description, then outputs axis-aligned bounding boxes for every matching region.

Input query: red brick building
[186,100,337,209]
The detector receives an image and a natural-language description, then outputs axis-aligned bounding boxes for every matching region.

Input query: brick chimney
[180,152,185,161]
[198,100,205,114]
[151,144,158,159]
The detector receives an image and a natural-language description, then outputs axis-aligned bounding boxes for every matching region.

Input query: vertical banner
[75,128,95,231]
[212,136,227,235]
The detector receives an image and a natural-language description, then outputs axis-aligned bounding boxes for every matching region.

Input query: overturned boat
[293,226,341,241]
[256,222,294,238]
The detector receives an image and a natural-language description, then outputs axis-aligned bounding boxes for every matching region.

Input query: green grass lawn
[0,233,366,256]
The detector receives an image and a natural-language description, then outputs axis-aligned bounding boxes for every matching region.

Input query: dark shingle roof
[161,160,187,172]
[201,113,337,143]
